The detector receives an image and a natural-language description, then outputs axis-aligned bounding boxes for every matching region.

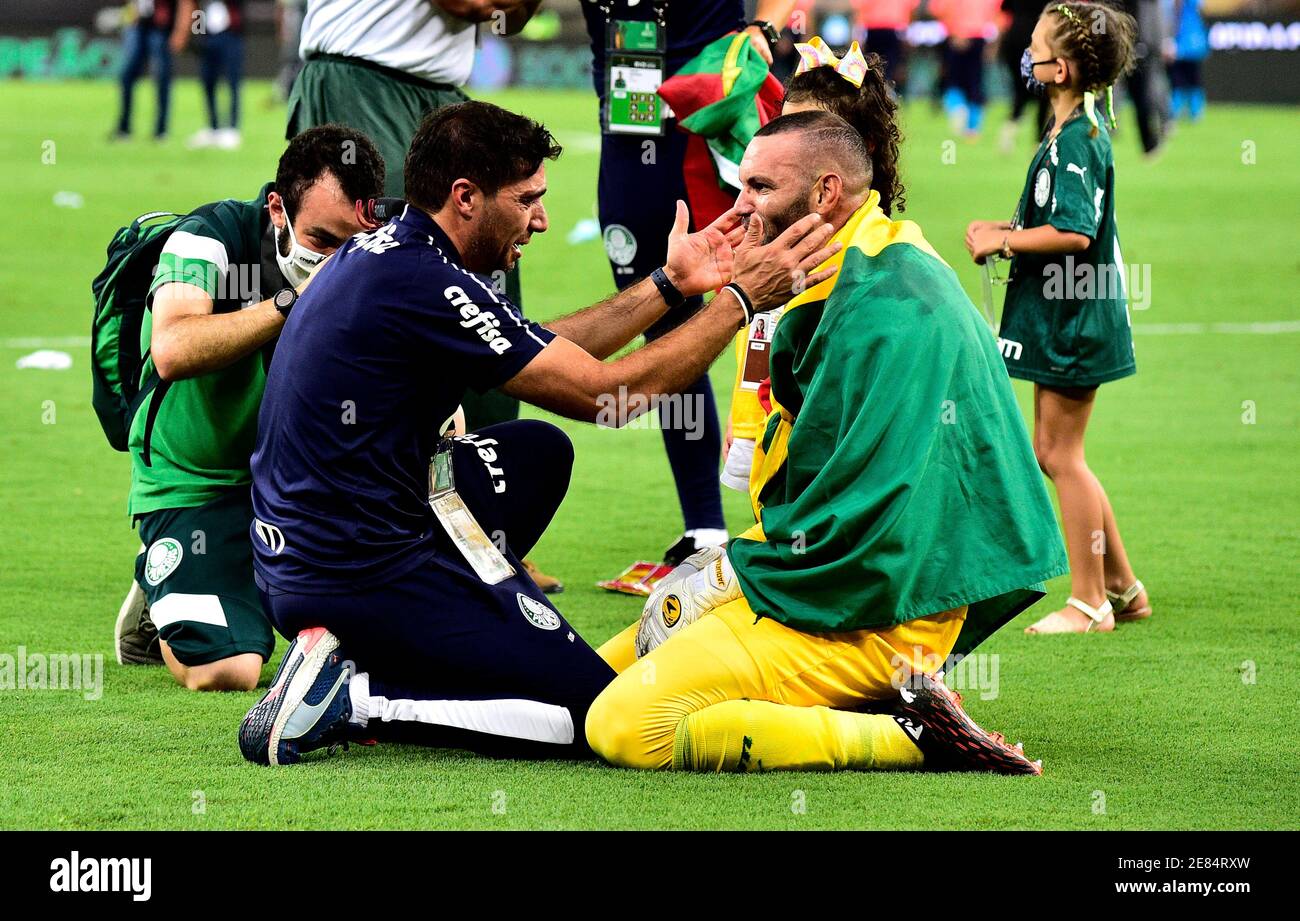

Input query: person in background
[998,0,1050,152]
[1121,0,1170,155]
[1164,0,1208,123]
[175,1,246,149]
[112,0,176,142]
[579,0,799,574]
[275,0,306,102]
[930,0,1003,140]
[850,0,920,97]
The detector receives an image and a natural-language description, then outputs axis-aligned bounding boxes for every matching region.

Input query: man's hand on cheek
[663,200,745,297]
[732,212,841,312]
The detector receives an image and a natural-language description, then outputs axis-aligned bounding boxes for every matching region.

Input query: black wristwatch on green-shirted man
[273,286,299,319]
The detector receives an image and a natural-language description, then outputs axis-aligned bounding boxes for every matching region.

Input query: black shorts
[136,491,275,666]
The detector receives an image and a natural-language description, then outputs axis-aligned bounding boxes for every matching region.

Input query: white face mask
[274,208,327,287]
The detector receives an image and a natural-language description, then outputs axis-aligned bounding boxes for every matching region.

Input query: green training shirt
[128,183,286,516]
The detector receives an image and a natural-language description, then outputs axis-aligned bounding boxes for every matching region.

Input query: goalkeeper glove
[635,546,742,658]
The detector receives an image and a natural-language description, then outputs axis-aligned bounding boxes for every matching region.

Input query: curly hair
[1044,2,1138,96]
[783,53,906,216]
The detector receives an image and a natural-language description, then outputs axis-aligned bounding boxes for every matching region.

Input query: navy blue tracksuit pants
[262,421,616,758]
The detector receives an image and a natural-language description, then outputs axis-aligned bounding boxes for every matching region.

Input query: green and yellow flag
[729,194,1068,656]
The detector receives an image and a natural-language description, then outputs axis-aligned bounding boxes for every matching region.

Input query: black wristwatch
[272,286,299,319]
[747,19,780,48]
[649,266,685,309]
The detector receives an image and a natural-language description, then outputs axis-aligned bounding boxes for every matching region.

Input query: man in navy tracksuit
[237,99,841,765]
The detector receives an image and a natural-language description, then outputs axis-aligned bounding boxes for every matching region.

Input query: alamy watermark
[0,647,103,700]
[1041,256,1152,310]
[890,648,1001,701]
[595,386,707,441]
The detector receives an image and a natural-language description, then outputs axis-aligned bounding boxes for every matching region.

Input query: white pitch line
[1131,320,1300,335]
[2,336,90,349]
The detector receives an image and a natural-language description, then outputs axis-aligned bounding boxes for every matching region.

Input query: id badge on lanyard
[602,6,667,136]
[428,440,516,585]
[739,307,785,391]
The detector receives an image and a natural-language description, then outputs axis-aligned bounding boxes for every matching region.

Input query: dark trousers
[200,31,244,130]
[941,39,987,106]
[596,126,725,534]
[1001,43,1047,129]
[117,22,172,137]
[1125,49,1166,153]
[262,421,616,758]
[863,28,906,93]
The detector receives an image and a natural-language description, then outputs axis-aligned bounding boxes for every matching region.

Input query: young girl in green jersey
[965,1,1150,634]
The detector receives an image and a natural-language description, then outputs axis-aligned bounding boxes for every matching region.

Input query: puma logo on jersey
[1066,162,1088,183]
[445,286,513,355]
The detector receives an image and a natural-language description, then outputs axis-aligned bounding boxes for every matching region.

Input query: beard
[464,206,519,274]
[756,195,814,244]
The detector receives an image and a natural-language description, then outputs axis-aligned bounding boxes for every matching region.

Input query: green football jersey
[128,183,287,516]
[1000,112,1136,388]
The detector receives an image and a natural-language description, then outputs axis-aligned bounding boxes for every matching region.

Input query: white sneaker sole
[267,629,341,766]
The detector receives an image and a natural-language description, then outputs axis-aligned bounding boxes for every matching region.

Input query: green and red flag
[658,32,784,226]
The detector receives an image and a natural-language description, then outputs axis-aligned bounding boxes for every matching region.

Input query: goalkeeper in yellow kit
[584,110,1068,774]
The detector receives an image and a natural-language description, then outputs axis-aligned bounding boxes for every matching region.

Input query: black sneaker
[892,672,1042,775]
[115,580,163,666]
[662,535,698,568]
[239,628,355,766]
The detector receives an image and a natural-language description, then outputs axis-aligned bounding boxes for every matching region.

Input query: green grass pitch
[1,81,1296,829]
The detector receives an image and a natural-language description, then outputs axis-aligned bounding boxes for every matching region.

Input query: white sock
[348,671,371,727]
[684,528,729,550]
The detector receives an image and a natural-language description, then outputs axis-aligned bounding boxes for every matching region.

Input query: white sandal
[1107,579,1151,622]
[1065,596,1114,632]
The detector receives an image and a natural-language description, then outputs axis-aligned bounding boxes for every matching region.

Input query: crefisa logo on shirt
[445,286,513,355]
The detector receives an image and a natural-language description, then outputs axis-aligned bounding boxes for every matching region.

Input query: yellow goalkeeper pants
[586,598,966,772]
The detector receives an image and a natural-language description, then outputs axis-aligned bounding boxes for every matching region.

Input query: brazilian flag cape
[729,194,1068,657]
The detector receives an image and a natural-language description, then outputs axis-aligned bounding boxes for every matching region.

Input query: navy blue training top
[250,206,555,593]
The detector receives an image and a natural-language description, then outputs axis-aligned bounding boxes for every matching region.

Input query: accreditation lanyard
[595,0,668,136]
[428,440,516,585]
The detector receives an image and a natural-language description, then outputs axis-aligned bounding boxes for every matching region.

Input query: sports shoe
[892,672,1042,775]
[115,579,163,666]
[239,627,355,766]
[522,557,563,595]
[186,127,217,149]
[662,535,698,568]
[214,127,242,150]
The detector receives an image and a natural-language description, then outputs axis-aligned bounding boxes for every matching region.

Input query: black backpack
[89,211,182,451]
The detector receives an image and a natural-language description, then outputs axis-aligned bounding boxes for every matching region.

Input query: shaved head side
[754,110,872,198]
